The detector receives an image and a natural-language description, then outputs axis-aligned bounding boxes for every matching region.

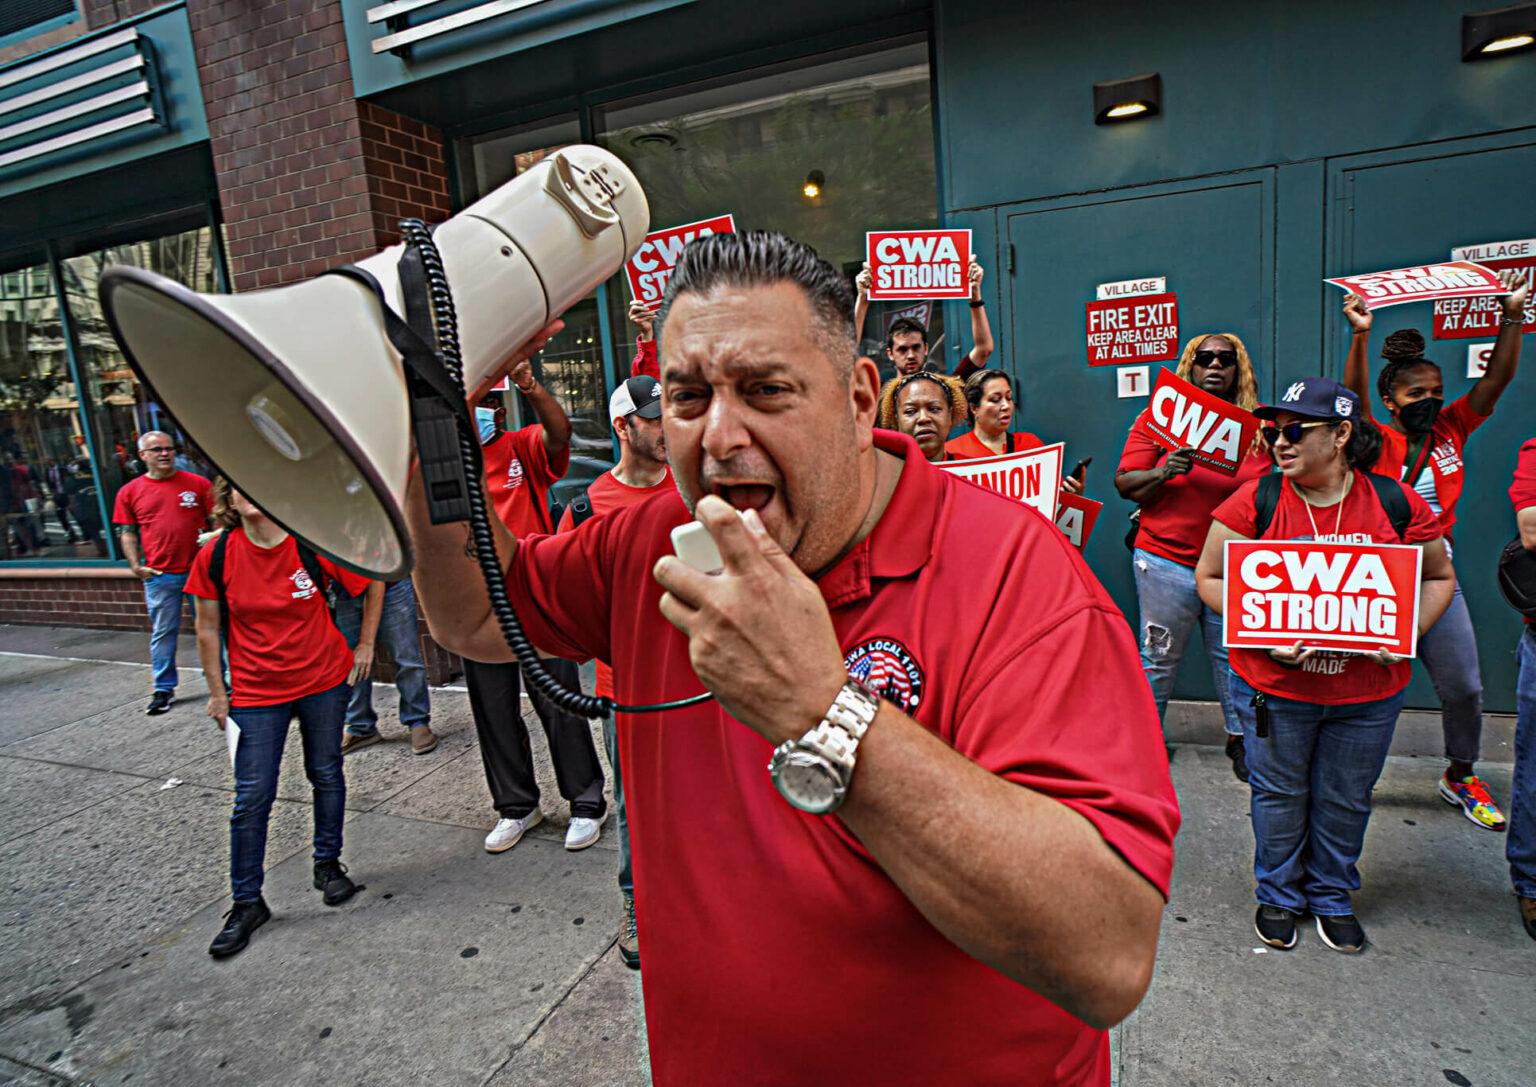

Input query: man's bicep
[506,517,619,664]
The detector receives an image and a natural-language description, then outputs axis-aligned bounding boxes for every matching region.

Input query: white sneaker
[484,810,543,853]
[565,811,608,851]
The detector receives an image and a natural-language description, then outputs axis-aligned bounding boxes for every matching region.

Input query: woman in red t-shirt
[1195,378,1454,954]
[1340,269,1529,831]
[187,480,373,958]
[877,372,967,462]
[945,369,1044,460]
[1115,332,1270,780]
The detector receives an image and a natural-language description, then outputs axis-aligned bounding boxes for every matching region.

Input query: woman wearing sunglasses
[1115,334,1270,779]
[1194,378,1454,954]
[1339,269,1529,832]
[877,371,968,462]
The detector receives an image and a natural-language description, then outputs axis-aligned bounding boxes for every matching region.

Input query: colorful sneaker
[1437,774,1507,831]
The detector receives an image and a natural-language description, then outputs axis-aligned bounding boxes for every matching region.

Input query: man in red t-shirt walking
[111,431,214,715]
[556,374,672,969]
[408,232,1177,1086]
[470,360,608,855]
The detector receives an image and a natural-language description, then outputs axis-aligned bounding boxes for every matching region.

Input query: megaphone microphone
[101,145,714,720]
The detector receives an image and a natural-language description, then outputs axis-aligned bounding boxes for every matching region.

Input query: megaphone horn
[99,145,650,579]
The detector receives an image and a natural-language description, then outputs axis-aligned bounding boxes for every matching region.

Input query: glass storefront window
[60,226,220,534]
[595,43,941,373]
[0,259,100,560]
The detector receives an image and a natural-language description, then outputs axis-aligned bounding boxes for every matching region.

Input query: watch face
[776,751,840,814]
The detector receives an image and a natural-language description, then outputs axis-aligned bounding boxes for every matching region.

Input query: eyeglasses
[1261,421,1332,446]
[141,446,175,454]
[1193,349,1237,367]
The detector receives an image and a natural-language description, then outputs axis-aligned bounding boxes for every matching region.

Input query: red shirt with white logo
[1119,410,1271,567]
[1374,394,1488,544]
[506,430,1178,1087]
[1212,470,1441,704]
[944,428,1043,460]
[1510,438,1536,629]
[110,471,214,573]
[481,425,568,539]
[186,531,370,707]
[554,465,675,700]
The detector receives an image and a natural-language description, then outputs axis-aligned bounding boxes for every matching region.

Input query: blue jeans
[1132,548,1240,735]
[1229,671,1403,916]
[143,571,190,695]
[1415,582,1483,765]
[334,580,431,736]
[1509,629,1536,898]
[603,713,632,898]
[228,682,349,903]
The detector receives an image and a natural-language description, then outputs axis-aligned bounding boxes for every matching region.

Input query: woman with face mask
[1195,378,1455,954]
[1341,269,1529,832]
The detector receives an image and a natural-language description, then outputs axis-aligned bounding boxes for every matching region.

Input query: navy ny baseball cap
[609,375,662,422]
[1254,377,1362,422]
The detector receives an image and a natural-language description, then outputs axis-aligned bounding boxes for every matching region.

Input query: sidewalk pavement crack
[478,940,617,1087]
[0,1050,82,1085]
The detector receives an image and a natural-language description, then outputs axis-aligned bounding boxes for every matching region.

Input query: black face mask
[1399,397,1443,435]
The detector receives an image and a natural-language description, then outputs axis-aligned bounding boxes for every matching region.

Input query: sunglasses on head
[1193,349,1237,367]
[1261,420,1332,446]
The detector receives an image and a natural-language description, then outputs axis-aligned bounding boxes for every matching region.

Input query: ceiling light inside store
[630,131,679,148]
[1462,4,1536,58]
[803,170,825,200]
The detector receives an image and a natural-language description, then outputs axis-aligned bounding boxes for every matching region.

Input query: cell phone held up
[1069,456,1092,485]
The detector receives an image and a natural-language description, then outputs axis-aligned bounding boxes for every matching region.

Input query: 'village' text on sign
[1085,292,1180,366]
[626,214,736,311]
[865,229,972,301]
[1144,368,1260,477]
[1222,539,1423,658]
[1324,261,1504,311]
[938,443,1063,522]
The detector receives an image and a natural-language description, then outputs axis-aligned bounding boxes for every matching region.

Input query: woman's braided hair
[1377,327,1441,401]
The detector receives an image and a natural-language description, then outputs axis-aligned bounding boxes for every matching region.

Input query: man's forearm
[839,705,1163,1029]
[195,622,225,698]
[118,528,143,570]
[523,382,572,452]
[1519,508,1536,551]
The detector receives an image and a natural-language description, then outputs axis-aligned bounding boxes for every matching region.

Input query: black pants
[463,656,606,820]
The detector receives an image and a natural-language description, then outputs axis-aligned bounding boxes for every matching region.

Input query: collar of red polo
[815,429,939,607]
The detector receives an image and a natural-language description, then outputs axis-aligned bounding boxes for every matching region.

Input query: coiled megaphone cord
[398,219,713,720]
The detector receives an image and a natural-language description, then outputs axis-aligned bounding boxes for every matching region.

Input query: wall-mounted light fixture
[1094,73,1162,125]
[1463,3,1536,58]
[803,169,825,200]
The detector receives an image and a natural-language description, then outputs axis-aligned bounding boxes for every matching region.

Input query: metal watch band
[800,678,880,770]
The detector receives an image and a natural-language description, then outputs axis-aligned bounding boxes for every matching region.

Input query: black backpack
[565,488,596,529]
[1498,537,1536,620]
[207,530,342,644]
[1252,471,1412,542]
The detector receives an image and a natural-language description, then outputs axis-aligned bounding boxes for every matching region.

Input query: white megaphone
[99,145,649,580]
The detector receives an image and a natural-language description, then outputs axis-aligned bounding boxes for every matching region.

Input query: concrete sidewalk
[0,624,1530,1086]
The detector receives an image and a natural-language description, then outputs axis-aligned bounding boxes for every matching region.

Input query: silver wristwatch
[767,678,881,814]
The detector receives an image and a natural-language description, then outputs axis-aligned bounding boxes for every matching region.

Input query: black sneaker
[1315,913,1366,953]
[209,898,271,958]
[1254,905,1298,949]
[1225,735,1249,783]
[146,691,173,715]
[314,859,361,906]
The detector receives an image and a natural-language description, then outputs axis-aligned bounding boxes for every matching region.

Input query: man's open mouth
[713,483,776,512]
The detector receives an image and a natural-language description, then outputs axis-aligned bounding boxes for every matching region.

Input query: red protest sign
[1324,261,1504,311]
[1222,539,1423,657]
[1144,368,1260,477]
[626,214,736,311]
[937,443,1063,521]
[1433,240,1534,339]
[1054,492,1102,550]
[1085,292,1180,366]
[866,230,972,301]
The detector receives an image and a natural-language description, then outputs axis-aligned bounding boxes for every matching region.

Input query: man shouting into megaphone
[406,231,1178,1087]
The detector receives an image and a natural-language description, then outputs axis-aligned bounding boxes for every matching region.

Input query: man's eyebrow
[662,357,796,383]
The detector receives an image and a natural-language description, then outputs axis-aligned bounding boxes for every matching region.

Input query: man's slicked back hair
[655,231,856,377]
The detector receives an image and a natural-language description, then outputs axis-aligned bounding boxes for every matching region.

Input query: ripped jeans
[1132,548,1240,736]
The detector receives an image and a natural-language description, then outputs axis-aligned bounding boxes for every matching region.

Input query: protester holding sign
[628,299,659,380]
[855,257,993,379]
[1194,378,1453,954]
[946,370,1085,494]
[1506,439,1536,942]
[1115,333,1270,779]
[877,372,967,462]
[1340,268,1529,832]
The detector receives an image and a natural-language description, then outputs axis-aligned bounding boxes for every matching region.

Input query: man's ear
[850,357,881,431]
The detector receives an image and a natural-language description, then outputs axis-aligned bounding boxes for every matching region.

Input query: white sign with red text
[865,229,972,301]
[1324,261,1504,311]
[1222,539,1423,657]
[937,443,1063,521]
[625,214,736,311]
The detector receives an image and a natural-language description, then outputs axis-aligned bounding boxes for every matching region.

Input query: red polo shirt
[944,428,1043,460]
[481,425,568,539]
[110,471,214,573]
[1119,410,1271,567]
[1511,438,1536,629]
[507,429,1178,1087]
[1374,394,1488,545]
